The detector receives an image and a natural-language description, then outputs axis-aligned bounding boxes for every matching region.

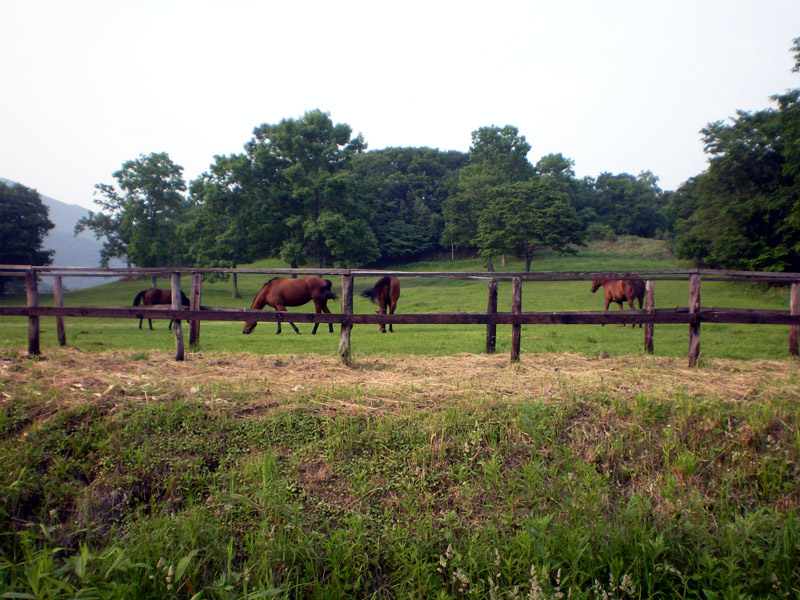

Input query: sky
[2,1,799,211]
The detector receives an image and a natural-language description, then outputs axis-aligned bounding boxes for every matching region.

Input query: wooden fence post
[171,272,185,361]
[338,274,354,366]
[688,273,701,366]
[189,272,201,349]
[790,282,799,356]
[510,277,522,362]
[486,280,498,353]
[53,275,66,347]
[644,279,654,354]
[25,269,40,356]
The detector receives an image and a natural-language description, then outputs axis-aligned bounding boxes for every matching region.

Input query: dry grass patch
[2,348,799,418]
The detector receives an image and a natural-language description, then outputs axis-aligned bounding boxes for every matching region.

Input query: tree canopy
[352,147,467,263]
[476,178,583,271]
[75,152,189,268]
[0,182,53,294]
[667,37,800,272]
[63,38,800,277]
[441,126,584,268]
[246,110,378,268]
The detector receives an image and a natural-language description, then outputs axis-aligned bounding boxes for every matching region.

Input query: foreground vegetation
[1,348,799,599]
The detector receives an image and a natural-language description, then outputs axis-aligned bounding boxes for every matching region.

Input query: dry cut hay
[2,347,798,420]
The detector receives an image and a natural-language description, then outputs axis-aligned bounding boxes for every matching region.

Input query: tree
[75,153,190,268]
[668,38,800,271]
[184,153,283,296]
[590,172,666,238]
[475,177,583,271]
[0,182,54,295]
[245,110,379,268]
[442,125,534,255]
[535,153,575,181]
[352,147,467,263]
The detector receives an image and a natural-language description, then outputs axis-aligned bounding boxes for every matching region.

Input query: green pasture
[0,237,795,361]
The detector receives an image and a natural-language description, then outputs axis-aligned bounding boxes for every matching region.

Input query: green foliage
[352,147,467,263]
[244,110,376,269]
[590,171,667,238]
[441,125,535,254]
[75,152,190,268]
[476,177,584,271]
[0,182,54,295]
[668,38,800,272]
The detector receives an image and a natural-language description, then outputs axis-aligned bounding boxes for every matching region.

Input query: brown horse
[242,277,337,335]
[361,276,400,333]
[590,275,646,327]
[132,288,190,330]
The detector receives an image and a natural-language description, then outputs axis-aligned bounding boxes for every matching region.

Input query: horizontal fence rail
[1,265,799,366]
[3,306,800,326]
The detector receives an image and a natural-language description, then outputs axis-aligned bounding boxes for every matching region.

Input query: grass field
[0,237,796,362]
[1,238,799,599]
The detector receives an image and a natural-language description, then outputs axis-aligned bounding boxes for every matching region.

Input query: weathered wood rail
[2,265,800,366]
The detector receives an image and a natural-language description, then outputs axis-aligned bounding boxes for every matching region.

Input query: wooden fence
[2,265,800,366]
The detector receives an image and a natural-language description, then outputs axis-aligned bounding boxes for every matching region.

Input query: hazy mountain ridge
[1,178,122,289]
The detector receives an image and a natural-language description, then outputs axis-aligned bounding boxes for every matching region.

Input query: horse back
[388,276,400,306]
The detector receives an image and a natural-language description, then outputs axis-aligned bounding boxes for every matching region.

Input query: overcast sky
[2,1,799,211]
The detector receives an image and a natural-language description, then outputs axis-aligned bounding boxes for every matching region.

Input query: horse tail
[361,276,390,304]
[133,290,146,306]
[321,279,337,301]
[180,290,190,306]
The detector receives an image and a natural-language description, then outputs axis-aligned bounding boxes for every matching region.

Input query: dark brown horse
[132,288,189,330]
[590,275,646,327]
[361,276,400,333]
[242,277,337,335]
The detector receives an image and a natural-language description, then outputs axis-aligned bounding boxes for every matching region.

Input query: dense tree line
[59,38,800,275]
[667,38,800,272]
[74,112,669,274]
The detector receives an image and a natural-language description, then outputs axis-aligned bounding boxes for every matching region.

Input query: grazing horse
[132,288,189,330]
[361,276,400,333]
[242,276,337,335]
[590,275,646,327]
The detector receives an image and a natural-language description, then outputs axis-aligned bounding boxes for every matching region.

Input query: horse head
[590,280,604,293]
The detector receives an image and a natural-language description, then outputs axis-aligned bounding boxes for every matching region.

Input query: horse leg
[148,319,154,330]
[138,317,143,330]
[379,300,387,333]
[323,302,333,334]
[637,296,644,328]
[626,298,637,328]
[601,296,611,326]
[310,301,332,335]
[388,300,397,333]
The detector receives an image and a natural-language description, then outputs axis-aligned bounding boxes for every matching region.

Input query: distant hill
[1,178,123,290]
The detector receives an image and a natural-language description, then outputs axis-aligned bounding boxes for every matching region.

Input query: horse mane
[249,282,271,310]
